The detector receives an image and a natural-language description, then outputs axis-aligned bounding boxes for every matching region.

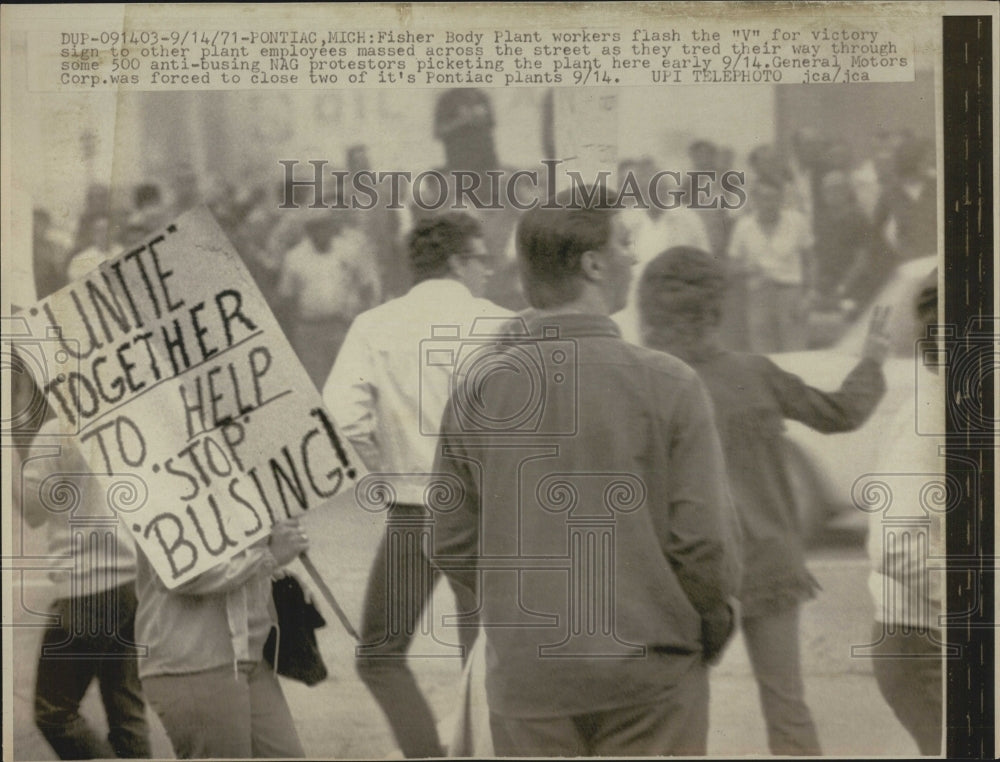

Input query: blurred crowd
[30,94,936,387]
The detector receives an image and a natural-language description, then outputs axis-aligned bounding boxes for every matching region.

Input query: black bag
[263,574,329,686]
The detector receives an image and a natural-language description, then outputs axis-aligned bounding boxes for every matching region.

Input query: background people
[728,177,813,352]
[278,206,380,389]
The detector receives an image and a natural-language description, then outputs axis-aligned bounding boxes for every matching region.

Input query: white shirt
[278,228,380,321]
[866,365,945,629]
[323,278,512,505]
[788,156,815,224]
[851,159,881,222]
[729,209,813,287]
[614,208,710,345]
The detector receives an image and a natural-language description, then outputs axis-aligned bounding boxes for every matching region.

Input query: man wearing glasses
[324,212,510,758]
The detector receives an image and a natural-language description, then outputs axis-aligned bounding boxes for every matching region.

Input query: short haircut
[516,188,618,309]
[408,212,483,284]
[688,140,716,157]
[638,246,727,340]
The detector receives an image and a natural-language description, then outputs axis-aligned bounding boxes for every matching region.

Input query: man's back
[433,312,740,718]
[325,278,511,504]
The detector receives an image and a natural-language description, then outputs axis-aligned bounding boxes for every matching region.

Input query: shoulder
[346,298,396,334]
[623,343,701,386]
[468,295,514,320]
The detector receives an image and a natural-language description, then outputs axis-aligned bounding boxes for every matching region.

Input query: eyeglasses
[458,251,495,269]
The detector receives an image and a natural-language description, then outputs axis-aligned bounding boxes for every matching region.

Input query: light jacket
[135,544,278,679]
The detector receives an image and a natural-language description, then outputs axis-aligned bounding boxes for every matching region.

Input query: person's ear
[579,249,604,282]
[446,252,464,278]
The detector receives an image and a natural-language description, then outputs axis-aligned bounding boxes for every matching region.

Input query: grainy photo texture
[1,3,995,760]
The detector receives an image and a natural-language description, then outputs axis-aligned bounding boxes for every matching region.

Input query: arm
[322,321,381,472]
[765,356,886,433]
[766,305,892,431]
[653,376,742,660]
[165,519,308,596]
[429,398,480,596]
[169,544,279,596]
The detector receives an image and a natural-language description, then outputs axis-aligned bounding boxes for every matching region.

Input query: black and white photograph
[1,2,994,759]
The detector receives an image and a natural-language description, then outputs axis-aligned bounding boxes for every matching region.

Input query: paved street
[8,501,923,759]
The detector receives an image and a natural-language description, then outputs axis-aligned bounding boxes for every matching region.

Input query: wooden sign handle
[299,552,360,642]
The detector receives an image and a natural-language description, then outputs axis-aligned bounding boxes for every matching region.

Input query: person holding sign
[324,212,511,757]
[134,519,310,758]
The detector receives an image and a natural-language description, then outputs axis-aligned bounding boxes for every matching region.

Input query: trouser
[34,583,151,759]
[142,661,305,759]
[742,605,822,756]
[355,503,480,758]
[746,279,807,353]
[489,659,709,757]
[869,623,943,755]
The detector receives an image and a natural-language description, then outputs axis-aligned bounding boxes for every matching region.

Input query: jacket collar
[520,310,622,340]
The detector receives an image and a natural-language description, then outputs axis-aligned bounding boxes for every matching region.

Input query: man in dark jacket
[430,189,742,756]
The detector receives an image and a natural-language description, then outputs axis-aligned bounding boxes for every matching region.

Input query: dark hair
[515,188,618,309]
[433,88,494,139]
[408,212,483,284]
[688,140,716,157]
[638,246,727,355]
[133,183,162,209]
[894,137,929,178]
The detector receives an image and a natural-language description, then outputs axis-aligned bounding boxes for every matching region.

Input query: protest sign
[20,207,364,588]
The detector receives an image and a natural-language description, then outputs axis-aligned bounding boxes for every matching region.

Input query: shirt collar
[408,277,474,299]
[520,311,622,340]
